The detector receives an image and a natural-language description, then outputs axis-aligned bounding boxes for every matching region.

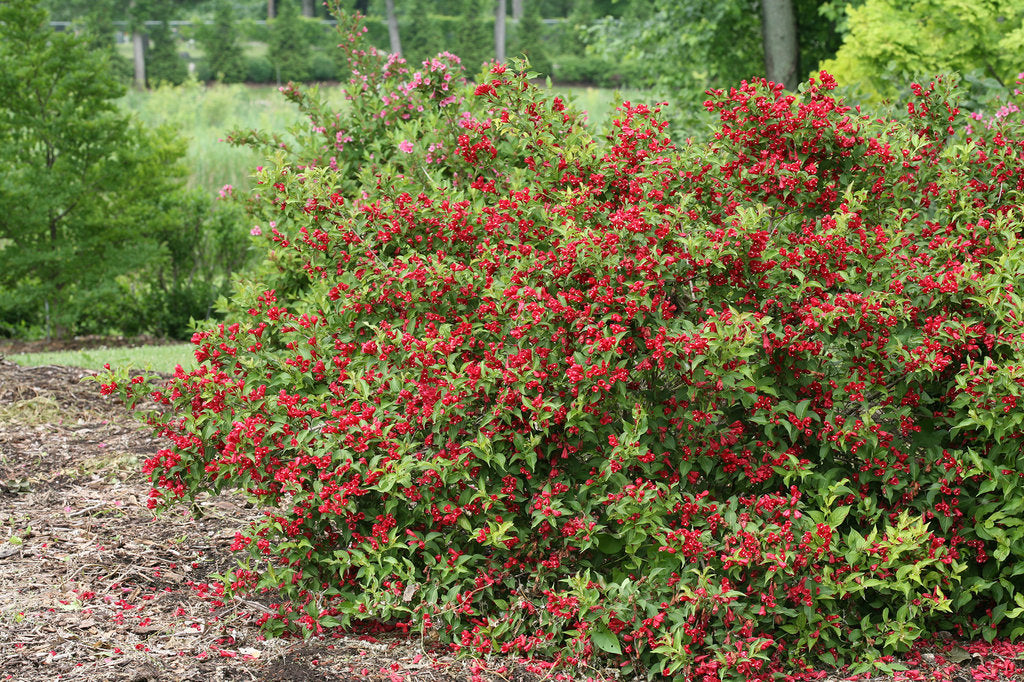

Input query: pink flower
[250,226,262,236]
[399,140,414,153]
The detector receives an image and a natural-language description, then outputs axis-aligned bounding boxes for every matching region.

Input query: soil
[0,349,1020,682]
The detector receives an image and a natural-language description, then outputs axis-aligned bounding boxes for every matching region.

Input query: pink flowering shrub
[966,72,1024,135]
[102,10,1024,680]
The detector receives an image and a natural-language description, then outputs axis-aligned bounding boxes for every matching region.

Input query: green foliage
[400,0,446,65]
[449,1,493,71]
[137,188,252,339]
[821,0,1024,98]
[146,20,188,86]
[42,0,134,84]
[0,0,155,335]
[550,53,638,87]
[511,3,552,76]
[309,52,341,81]
[196,0,248,83]
[115,82,373,195]
[268,0,311,82]
[587,0,766,92]
[585,0,846,134]
[246,54,275,83]
[0,0,250,339]
[357,13,390,48]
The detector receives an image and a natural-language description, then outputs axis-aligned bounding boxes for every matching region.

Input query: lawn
[119,82,348,194]
[7,344,195,374]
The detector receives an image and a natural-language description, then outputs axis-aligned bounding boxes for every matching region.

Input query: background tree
[495,0,507,62]
[146,18,188,85]
[40,0,133,84]
[458,0,494,71]
[588,0,846,96]
[819,0,1024,98]
[511,0,551,75]
[129,0,147,88]
[43,0,203,89]
[761,0,798,88]
[588,0,764,95]
[196,0,248,83]
[401,0,444,64]
[0,0,237,338]
[384,0,401,55]
[268,0,311,82]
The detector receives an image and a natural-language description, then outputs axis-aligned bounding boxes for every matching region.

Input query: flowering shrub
[965,72,1024,136]
[102,9,1024,679]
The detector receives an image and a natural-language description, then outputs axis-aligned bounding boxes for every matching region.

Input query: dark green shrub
[268,0,311,83]
[550,52,589,82]
[510,4,552,76]
[309,52,339,81]
[245,55,274,83]
[194,58,214,83]
[434,11,492,71]
[196,0,247,83]
[551,52,635,86]
[239,17,269,43]
[138,280,219,340]
[400,0,445,65]
[146,21,187,86]
[359,14,389,50]
[63,281,147,337]
[0,1,213,339]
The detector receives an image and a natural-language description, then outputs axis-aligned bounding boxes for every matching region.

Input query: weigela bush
[102,11,1024,678]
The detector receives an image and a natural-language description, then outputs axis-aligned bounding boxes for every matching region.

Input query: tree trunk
[495,0,506,63]
[267,0,275,20]
[301,0,314,17]
[511,0,523,20]
[385,0,401,56]
[132,29,146,88]
[761,0,798,90]
[129,0,146,89]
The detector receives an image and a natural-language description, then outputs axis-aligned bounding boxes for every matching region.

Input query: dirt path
[0,360,559,682]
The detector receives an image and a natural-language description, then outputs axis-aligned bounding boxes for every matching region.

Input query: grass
[119,80,648,194]
[557,85,652,131]
[0,396,62,427]
[120,81,350,194]
[7,344,196,375]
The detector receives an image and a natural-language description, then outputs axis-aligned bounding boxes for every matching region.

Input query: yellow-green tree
[821,0,1024,97]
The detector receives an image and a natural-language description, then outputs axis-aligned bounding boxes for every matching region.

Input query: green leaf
[794,399,811,420]
[829,506,851,528]
[596,533,625,555]
[591,623,622,655]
